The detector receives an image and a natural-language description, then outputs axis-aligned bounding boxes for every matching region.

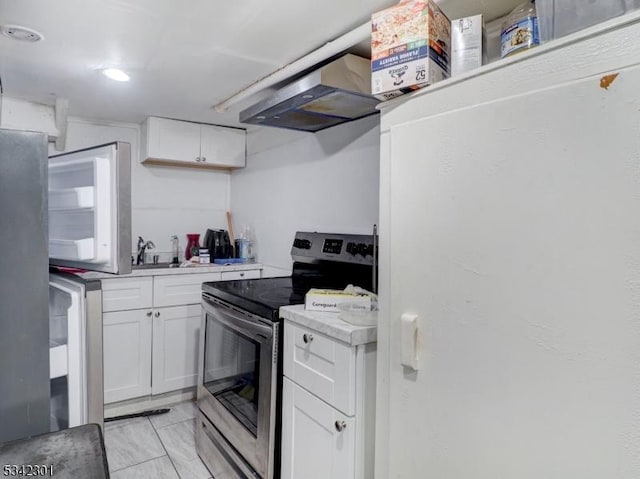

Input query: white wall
[53,117,230,258]
[231,115,380,271]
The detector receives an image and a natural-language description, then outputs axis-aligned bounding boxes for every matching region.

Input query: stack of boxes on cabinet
[371,0,640,101]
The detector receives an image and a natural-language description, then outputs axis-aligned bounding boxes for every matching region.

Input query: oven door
[197,294,277,479]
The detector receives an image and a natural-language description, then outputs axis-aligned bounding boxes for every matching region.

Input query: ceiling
[0,0,523,129]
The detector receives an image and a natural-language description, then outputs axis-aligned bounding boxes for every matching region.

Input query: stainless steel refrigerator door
[48,142,131,274]
[0,128,51,442]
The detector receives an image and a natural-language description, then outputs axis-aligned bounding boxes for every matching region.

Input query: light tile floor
[104,401,215,479]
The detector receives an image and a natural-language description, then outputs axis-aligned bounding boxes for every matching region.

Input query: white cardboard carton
[305,289,372,313]
[451,15,485,76]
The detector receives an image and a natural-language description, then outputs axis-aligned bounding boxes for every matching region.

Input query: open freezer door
[49,142,131,274]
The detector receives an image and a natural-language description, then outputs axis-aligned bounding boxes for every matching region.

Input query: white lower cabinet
[281,320,376,479]
[281,377,355,479]
[103,309,153,403]
[151,304,201,395]
[102,268,261,404]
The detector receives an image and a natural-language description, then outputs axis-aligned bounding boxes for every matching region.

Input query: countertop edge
[77,262,263,280]
[279,304,377,346]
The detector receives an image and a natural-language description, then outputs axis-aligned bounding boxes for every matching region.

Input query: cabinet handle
[195,157,202,162]
[335,420,347,432]
[239,272,245,277]
[154,311,160,318]
[146,311,152,317]
[303,333,313,344]
[201,156,207,162]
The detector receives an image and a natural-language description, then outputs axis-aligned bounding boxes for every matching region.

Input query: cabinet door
[281,378,355,479]
[145,117,201,164]
[200,124,246,168]
[103,309,152,404]
[151,304,201,395]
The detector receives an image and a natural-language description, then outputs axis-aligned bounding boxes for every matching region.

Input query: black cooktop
[202,257,374,322]
[202,276,302,321]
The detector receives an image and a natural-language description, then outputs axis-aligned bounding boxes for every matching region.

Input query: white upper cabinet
[141,116,246,169]
[200,124,246,168]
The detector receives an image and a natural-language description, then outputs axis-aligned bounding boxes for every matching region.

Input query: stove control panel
[291,232,376,265]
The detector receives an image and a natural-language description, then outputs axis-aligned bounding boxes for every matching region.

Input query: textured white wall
[52,117,230,258]
[231,115,380,271]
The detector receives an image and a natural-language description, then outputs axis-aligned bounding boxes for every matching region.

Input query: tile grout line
[109,454,171,475]
[153,417,183,479]
[107,417,167,474]
[154,407,213,479]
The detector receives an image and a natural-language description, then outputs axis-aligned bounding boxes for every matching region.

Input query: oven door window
[204,316,261,437]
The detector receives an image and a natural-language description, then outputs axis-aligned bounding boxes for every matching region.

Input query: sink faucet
[136,236,155,265]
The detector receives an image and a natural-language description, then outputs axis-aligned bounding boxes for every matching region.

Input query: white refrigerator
[376,14,640,479]
[0,130,131,443]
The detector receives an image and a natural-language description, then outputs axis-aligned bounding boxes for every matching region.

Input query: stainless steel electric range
[195,231,376,479]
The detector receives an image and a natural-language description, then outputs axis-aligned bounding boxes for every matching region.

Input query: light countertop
[279,304,377,346]
[78,262,262,280]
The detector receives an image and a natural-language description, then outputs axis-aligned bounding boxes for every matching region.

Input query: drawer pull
[154,311,161,318]
[239,272,245,277]
[335,421,347,432]
[146,311,152,317]
[303,333,314,344]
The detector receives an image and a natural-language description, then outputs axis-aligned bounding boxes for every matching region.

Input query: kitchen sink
[131,263,178,270]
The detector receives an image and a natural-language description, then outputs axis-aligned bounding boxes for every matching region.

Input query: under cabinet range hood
[239,54,380,132]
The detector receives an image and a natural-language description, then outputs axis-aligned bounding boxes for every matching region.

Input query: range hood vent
[239,54,380,132]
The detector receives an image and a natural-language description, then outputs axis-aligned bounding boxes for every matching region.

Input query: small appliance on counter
[203,229,233,260]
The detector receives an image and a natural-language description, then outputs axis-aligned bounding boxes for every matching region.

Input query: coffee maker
[203,229,233,260]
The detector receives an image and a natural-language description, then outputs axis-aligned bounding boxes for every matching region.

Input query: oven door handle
[203,297,273,340]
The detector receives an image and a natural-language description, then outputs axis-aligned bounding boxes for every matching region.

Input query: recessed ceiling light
[1,25,44,42]
[102,68,130,82]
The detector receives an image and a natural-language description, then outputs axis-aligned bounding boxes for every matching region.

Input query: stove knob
[356,243,367,256]
[346,242,358,255]
[366,244,374,256]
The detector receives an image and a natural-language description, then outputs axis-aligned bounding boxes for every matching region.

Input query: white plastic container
[537,0,640,42]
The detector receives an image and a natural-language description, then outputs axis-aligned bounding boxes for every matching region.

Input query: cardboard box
[371,0,451,101]
[451,15,485,76]
[305,289,372,313]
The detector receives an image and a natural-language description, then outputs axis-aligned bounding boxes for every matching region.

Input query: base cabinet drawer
[220,269,261,281]
[153,273,222,307]
[281,378,355,479]
[102,277,153,312]
[284,322,356,415]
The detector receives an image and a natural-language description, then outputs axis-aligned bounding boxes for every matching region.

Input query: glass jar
[501,1,539,58]
[185,233,200,260]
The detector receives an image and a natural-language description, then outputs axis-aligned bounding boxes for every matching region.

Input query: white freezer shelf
[49,187,95,210]
[50,344,68,379]
[49,238,95,261]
